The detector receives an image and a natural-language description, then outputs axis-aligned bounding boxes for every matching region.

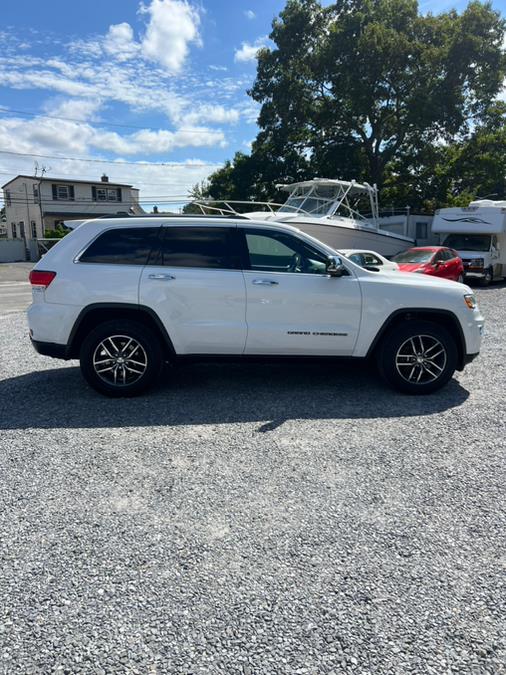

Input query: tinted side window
[156,227,238,269]
[80,227,160,265]
[363,253,382,266]
[348,253,366,267]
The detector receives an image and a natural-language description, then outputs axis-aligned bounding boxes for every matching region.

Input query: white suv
[27,216,484,396]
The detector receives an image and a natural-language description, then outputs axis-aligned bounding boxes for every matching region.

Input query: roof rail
[93,213,250,220]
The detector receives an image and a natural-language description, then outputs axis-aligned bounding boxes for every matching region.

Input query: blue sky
[0,0,504,205]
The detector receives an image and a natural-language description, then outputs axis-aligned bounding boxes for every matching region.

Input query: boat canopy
[274,178,379,226]
[276,178,375,194]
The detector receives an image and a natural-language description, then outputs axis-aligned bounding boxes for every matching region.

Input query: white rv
[432,200,506,285]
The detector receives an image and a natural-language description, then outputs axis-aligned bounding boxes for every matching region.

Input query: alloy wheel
[395,334,447,385]
[92,335,148,386]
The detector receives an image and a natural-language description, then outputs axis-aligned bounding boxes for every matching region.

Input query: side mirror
[326,256,345,277]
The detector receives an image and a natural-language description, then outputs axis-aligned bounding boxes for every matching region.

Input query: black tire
[481,267,493,286]
[80,320,163,397]
[377,320,457,394]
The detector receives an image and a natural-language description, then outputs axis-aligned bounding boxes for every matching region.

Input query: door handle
[148,273,176,280]
[252,279,279,286]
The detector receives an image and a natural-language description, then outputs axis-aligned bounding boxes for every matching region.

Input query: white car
[340,249,399,272]
[27,216,484,396]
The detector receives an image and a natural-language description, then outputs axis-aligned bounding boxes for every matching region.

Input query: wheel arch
[366,308,466,371]
[67,303,176,359]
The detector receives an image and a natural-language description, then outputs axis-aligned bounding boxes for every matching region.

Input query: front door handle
[148,273,176,280]
[252,279,279,286]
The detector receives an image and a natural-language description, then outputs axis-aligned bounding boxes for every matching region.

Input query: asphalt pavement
[0,270,505,674]
[0,262,33,316]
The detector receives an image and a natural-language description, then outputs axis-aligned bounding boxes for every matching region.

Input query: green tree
[202,0,505,205]
[383,102,506,210]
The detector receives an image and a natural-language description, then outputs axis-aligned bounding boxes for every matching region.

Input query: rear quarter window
[79,227,160,265]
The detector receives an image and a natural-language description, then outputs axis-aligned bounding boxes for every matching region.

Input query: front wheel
[80,320,163,397]
[481,267,493,286]
[377,321,457,394]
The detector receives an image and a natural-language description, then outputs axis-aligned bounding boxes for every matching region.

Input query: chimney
[101,174,109,183]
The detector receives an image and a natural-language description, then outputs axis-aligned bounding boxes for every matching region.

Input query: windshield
[278,197,306,213]
[278,194,332,215]
[443,234,491,252]
[392,250,434,263]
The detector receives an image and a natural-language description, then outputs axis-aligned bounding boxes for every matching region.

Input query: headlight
[464,294,477,310]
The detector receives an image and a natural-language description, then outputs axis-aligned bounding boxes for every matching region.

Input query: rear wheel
[377,320,457,394]
[80,320,163,397]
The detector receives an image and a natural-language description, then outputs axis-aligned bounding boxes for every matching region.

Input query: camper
[432,200,506,285]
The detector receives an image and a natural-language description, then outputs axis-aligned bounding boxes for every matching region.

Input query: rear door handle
[148,273,175,280]
[252,279,279,286]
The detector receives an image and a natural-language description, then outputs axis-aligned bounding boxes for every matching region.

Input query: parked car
[28,216,483,396]
[391,246,464,282]
[340,249,399,272]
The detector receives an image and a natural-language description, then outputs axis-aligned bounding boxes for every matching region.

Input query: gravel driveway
[0,284,505,674]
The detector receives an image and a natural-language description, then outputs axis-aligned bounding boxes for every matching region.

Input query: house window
[19,221,25,238]
[416,222,428,240]
[52,184,75,201]
[11,223,17,238]
[5,190,11,206]
[33,184,39,201]
[93,186,121,202]
[31,221,37,238]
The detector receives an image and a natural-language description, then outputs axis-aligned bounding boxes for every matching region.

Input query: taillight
[29,270,57,288]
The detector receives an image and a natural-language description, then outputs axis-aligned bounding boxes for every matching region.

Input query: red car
[391,246,464,282]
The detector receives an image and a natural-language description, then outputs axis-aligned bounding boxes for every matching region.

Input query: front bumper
[464,271,487,279]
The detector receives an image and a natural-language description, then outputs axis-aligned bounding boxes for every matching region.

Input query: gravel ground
[0,285,505,674]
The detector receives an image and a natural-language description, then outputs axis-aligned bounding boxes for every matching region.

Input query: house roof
[1,174,135,189]
[43,210,134,217]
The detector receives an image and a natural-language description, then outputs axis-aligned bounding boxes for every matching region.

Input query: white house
[2,174,144,241]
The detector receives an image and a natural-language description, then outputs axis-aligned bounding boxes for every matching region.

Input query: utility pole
[34,162,48,236]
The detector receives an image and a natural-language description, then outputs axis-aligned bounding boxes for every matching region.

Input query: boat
[193,178,414,257]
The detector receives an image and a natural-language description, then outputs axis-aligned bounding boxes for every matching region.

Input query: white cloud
[68,0,201,74]
[244,10,256,20]
[43,98,103,122]
[184,104,240,125]
[105,23,140,62]
[0,112,226,158]
[209,65,227,72]
[140,0,201,73]
[234,36,269,63]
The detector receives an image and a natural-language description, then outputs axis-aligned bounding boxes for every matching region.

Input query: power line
[4,197,196,205]
[0,106,233,135]
[0,168,207,187]
[0,149,222,167]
